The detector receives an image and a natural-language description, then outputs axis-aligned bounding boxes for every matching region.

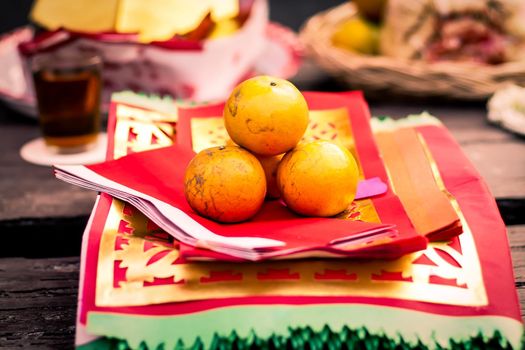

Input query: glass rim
[31,51,102,72]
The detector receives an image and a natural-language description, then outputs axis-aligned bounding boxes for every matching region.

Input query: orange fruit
[332,16,380,55]
[184,145,266,223]
[277,140,359,217]
[223,75,309,156]
[256,153,284,199]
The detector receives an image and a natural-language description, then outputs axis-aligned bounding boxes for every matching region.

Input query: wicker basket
[300,3,525,100]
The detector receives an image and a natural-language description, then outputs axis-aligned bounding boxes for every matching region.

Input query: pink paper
[355,177,388,200]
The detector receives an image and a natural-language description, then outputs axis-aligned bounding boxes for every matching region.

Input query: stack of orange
[184,76,359,223]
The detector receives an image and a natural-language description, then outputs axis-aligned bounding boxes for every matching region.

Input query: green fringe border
[85,304,524,349]
[78,325,522,350]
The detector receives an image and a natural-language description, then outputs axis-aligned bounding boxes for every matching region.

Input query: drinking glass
[32,51,102,153]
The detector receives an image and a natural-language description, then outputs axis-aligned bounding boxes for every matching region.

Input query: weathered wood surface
[1,225,525,349]
[0,257,79,349]
[0,104,97,222]
[509,225,525,311]
[0,104,96,257]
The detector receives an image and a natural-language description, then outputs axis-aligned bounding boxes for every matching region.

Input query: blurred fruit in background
[332,16,380,55]
[330,0,386,55]
[30,0,242,42]
[328,0,525,65]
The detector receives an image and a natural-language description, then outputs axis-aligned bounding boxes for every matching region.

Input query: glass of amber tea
[32,52,102,153]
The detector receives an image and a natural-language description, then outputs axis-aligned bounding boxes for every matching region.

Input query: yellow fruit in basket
[184,145,266,223]
[223,76,309,156]
[332,16,380,55]
[277,140,359,217]
[256,153,284,199]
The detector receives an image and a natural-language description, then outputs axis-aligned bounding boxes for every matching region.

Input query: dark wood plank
[509,225,525,292]
[509,225,525,326]
[0,104,97,257]
[0,216,89,258]
[0,103,97,222]
[0,257,79,349]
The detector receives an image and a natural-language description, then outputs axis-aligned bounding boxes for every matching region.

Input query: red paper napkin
[55,142,427,260]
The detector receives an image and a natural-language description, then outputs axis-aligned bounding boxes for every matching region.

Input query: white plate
[20,133,107,166]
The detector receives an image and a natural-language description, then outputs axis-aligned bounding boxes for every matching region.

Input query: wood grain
[509,225,525,310]
[0,257,79,349]
[0,104,97,222]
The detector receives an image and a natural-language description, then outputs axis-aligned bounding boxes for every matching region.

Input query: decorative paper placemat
[75,92,523,350]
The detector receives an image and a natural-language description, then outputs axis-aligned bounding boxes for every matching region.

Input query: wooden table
[1,71,524,349]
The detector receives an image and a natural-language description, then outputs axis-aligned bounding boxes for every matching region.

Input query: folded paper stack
[55,91,438,261]
[71,91,523,349]
[55,151,405,260]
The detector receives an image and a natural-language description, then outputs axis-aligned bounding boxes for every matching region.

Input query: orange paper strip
[375,128,462,241]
